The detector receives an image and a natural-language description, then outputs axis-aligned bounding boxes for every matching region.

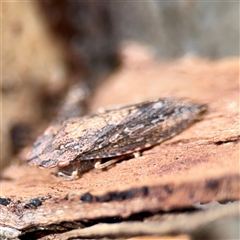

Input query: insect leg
[57,161,81,180]
[57,169,78,180]
[133,151,141,158]
[94,157,125,169]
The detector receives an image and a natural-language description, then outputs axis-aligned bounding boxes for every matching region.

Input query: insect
[28,98,207,180]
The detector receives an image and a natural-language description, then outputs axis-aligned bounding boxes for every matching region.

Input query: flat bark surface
[1,56,239,239]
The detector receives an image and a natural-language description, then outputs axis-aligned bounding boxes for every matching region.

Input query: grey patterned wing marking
[80,99,206,160]
[28,98,207,168]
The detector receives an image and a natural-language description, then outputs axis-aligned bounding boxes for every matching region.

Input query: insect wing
[80,99,207,160]
[28,99,207,168]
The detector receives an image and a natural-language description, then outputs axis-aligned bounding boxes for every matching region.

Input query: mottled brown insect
[28,98,207,179]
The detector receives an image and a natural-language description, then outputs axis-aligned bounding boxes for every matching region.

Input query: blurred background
[1,1,239,169]
[112,1,239,59]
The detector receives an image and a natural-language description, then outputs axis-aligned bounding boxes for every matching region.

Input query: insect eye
[57,159,70,167]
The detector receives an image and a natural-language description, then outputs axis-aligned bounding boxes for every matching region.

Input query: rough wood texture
[38,202,239,240]
[1,56,239,239]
